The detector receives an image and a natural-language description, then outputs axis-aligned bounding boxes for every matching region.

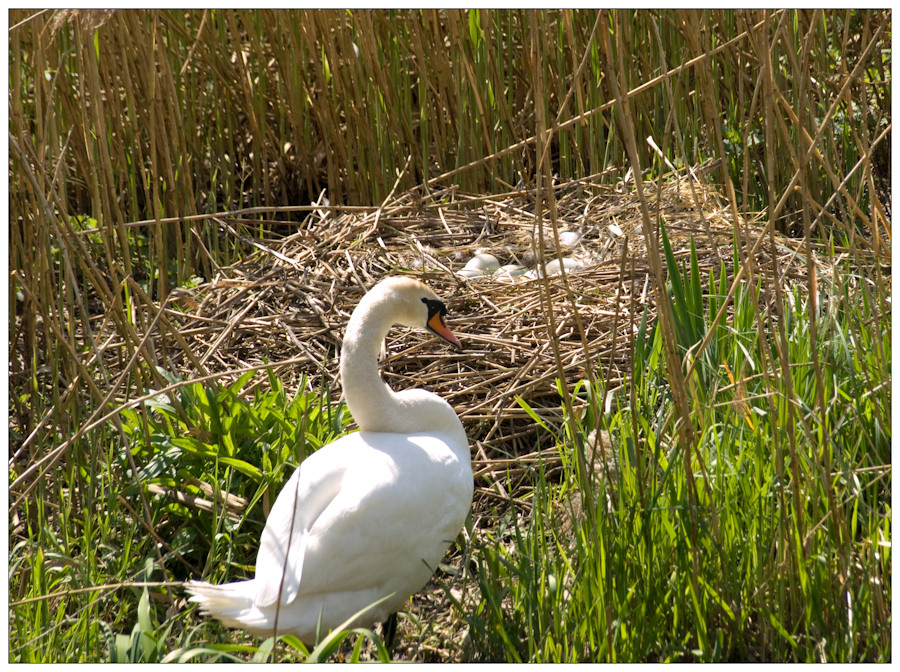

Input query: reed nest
[163,170,816,473]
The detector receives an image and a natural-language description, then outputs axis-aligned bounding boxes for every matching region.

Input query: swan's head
[371,277,462,349]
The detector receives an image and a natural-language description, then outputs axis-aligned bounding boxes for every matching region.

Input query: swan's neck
[340,294,464,440]
[340,297,397,431]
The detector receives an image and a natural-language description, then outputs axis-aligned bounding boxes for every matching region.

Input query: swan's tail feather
[185,579,268,632]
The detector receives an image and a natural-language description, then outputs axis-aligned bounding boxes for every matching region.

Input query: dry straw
[157,170,819,469]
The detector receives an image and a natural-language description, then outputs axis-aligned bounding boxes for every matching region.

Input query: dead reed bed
[156,172,817,467]
[9,8,888,474]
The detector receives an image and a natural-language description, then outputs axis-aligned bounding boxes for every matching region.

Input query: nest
[163,172,814,465]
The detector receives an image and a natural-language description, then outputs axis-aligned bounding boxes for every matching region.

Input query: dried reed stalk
[142,174,819,468]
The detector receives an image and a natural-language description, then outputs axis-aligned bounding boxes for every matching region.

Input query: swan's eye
[421,297,461,347]
[421,297,447,318]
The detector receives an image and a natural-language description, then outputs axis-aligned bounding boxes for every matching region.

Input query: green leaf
[305,593,395,662]
[468,8,481,46]
[515,396,557,434]
[219,456,264,480]
[250,636,276,662]
[660,223,686,315]
[136,587,152,636]
[767,612,798,649]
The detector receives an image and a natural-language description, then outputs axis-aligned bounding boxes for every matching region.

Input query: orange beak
[427,311,462,348]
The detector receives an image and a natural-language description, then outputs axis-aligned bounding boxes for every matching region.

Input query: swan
[186,276,473,643]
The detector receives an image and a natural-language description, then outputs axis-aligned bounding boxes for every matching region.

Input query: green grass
[9,372,356,662]
[465,237,890,661]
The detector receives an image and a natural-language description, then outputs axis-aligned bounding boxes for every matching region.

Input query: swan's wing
[252,452,347,608]
[283,433,473,598]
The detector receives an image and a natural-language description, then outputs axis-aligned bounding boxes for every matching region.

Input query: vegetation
[9,8,890,662]
[468,235,890,661]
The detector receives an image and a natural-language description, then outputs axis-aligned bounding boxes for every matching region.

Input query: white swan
[186,277,473,643]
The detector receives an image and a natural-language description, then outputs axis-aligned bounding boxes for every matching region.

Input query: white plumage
[186,277,473,642]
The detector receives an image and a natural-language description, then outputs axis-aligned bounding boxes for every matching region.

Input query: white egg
[556,230,582,249]
[544,257,582,276]
[462,253,500,274]
[499,264,527,277]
